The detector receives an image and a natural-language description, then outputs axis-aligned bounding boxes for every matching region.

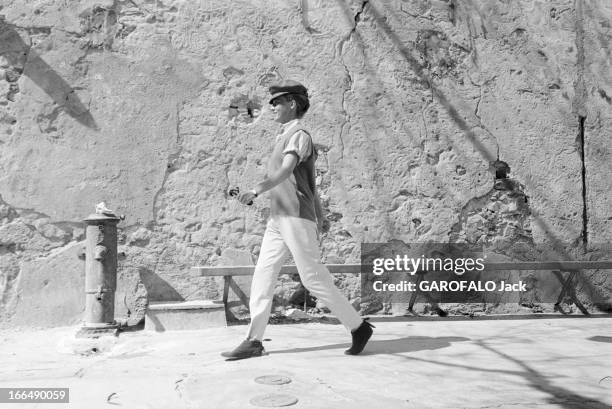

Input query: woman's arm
[237,153,298,205]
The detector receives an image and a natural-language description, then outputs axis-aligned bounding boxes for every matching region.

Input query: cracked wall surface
[0,0,610,327]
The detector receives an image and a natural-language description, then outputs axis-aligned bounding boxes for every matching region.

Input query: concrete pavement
[1,316,611,409]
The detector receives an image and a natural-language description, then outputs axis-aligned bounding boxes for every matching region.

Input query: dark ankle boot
[345,319,375,355]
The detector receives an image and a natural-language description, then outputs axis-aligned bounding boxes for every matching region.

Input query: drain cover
[250,393,298,407]
[254,375,292,385]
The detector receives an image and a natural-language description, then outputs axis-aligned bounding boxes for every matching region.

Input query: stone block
[145,300,226,331]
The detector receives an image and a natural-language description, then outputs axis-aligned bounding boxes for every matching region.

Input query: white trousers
[246,216,362,340]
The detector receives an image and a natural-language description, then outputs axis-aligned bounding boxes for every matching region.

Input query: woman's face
[271,95,296,124]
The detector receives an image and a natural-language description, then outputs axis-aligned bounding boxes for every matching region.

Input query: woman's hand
[238,190,257,205]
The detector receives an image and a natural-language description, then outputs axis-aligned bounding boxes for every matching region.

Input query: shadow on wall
[138,268,184,302]
[0,18,98,130]
[333,0,609,309]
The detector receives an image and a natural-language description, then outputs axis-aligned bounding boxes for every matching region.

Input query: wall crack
[151,102,184,226]
[337,62,352,161]
[470,76,500,159]
[336,1,368,161]
[574,0,587,246]
[579,115,588,245]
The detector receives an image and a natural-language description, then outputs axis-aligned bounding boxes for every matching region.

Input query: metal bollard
[76,206,123,338]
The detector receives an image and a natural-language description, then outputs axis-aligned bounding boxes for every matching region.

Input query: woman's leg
[277,217,362,332]
[246,219,290,340]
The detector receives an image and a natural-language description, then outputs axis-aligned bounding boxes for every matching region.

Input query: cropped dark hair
[289,94,310,118]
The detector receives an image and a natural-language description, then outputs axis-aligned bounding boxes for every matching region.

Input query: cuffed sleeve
[282,130,312,163]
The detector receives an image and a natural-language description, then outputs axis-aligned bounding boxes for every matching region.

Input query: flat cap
[269,80,309,104]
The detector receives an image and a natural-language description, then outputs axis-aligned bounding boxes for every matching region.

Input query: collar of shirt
[276,119,300,141]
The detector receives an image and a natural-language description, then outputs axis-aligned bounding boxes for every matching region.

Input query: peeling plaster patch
[450,176,532,247]
[78,5,119,50]
[416,29,470,79]
[227,94,262,123]
[5,67,22,102]
[35,105,62,136]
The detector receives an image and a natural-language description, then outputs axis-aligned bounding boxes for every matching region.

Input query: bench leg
[228,276,250,312]
[223,276,230,305]
[553,270,589,315]
[223,276,237,322]
[408,274,422,312]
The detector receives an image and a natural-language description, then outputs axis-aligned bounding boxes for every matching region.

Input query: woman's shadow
[270,336,470,355]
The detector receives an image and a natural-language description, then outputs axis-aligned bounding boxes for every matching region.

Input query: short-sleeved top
[267,119,317,222]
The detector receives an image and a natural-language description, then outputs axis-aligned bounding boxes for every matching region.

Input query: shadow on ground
[270,336,469,355]
[477,341,612,409]
[588,336,612,343]
[395,339,612,409]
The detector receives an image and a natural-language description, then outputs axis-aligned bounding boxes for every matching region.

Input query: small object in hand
[319,218,331,233]
[228,187,253,206]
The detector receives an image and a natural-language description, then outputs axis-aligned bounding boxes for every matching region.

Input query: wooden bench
[192,261,612,316]
[193,265,361,320]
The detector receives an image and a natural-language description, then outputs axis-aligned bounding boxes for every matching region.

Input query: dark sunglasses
[270,96,291,107]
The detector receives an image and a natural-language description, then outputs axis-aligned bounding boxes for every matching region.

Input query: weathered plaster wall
[0,0,610,327]
[580,0,612,244]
